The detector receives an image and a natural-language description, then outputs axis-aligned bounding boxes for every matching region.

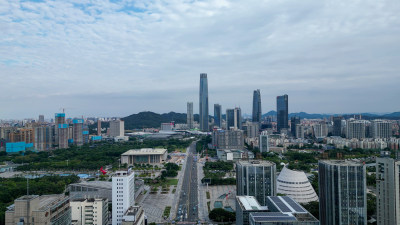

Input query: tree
[209,208,235,222]
[301,201,319,219]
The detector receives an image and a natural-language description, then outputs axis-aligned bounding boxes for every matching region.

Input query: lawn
[166,179,179,185]
[163,206,172,217]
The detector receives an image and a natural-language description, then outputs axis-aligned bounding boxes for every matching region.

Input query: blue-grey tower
[214,104,222,128]
[276,94,288,132]
[252,89,262,123]
[199,73,209,131]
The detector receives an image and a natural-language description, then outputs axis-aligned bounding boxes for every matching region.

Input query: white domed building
[277,166,319,203]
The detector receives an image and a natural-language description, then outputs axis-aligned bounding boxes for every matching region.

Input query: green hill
[122,111,193,129]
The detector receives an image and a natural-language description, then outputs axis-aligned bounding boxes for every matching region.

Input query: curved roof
[277,167,319,203]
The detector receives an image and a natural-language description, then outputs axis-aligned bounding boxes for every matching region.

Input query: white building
[161,123,174,131]
[277,167,319,203]
[110,120,125,137]
[346,120,368,139]
[296,125,305,139]
[112,170,135,225]
[372,120,392,139]
[246,122,259,138]
[313,122,328,138]
[70,198,109,225]
[259,132,269,153]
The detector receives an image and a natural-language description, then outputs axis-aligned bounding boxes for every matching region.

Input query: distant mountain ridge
[121,110,400,129]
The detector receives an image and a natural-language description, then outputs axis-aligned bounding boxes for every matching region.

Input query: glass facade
[319,161,367,225]
[236,161,276,206]
[214,104,222,128]
[199,73,209,131]
[252,89,261,123]
[276,95,288,132]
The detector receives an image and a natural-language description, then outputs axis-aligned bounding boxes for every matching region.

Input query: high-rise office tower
[187,102,194,129]
[259,131,269,153]
[34,126,53,151]
[290,116,300,137]
[276,95,288,132]
[319,160,367,225]
[110,120,124,137]
[252,89,261,123]
[97,119,101,136]
[214,104,222,128]
[376,151,400,225]
[372,120,392,139]
[332,116,343,136]
[246,122,259,138]
[73,119,84,146]
[236,160,276,205]
[226,107,242,130]
[112,170,135,225]
[199,73,209,131]
[38,115,44,123]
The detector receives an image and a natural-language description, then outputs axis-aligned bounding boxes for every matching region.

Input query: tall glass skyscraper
[199,73,209,131]
[290,116,300,137]
[319,160,367,225]
[252,89,261,123]
[214,104,222,128]
[276,94,288,132]
[187,102,194,129]
[226,107,242,130]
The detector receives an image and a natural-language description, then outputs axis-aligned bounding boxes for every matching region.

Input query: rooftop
[237,160,275,167]
[319,160,364,166]
[236,196,268,211]
[70,181,112,189]
[267,196,307,214]
[122,148,167,156]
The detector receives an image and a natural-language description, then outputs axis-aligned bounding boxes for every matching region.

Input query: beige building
[70,198,109,225]
[122,206,146,225]
[110,120,125,137]
[5,194,71,225]
[121,148,168,165]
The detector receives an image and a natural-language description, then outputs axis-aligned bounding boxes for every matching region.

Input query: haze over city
[1,0,400,119]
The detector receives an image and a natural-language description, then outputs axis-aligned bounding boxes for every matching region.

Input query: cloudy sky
[1,0,399,119]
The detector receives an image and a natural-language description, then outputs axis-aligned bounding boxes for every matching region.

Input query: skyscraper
[187,102,194,129]
[55,113,66,145]
[252,89,261,123]
[332,116,343,136]
[73,119,84,146]
[346,120,368,139]
[276,95,288,132]
[34,126,53,151]
[97,119,101,136]
[199,73,209,131]
[214,104,222,128]
[319,160,367,225]
[236,160,276,205]
[376,151,400,225]
[290,116,300,137]
[226,107,242,130]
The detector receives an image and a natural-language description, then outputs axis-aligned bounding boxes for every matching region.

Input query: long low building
[121,148,168,165]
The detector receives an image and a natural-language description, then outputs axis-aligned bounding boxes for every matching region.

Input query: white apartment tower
[112,170,135,225]
[376,151,400,225]
[110,120,125,137]
[372,120,392,139]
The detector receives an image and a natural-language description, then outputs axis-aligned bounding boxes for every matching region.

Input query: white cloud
[0,0,399,119]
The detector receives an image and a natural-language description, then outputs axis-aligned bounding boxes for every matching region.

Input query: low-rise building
[236,196,269,225]
[70,198,109,225]
[122,206,146,225]
[69,181,112,203]
[5,194,71,225]
[121,148,168,165]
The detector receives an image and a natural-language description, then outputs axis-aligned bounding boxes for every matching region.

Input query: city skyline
[1,0,400,119]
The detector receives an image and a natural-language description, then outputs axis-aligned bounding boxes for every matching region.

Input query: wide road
[176,141,199,223]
